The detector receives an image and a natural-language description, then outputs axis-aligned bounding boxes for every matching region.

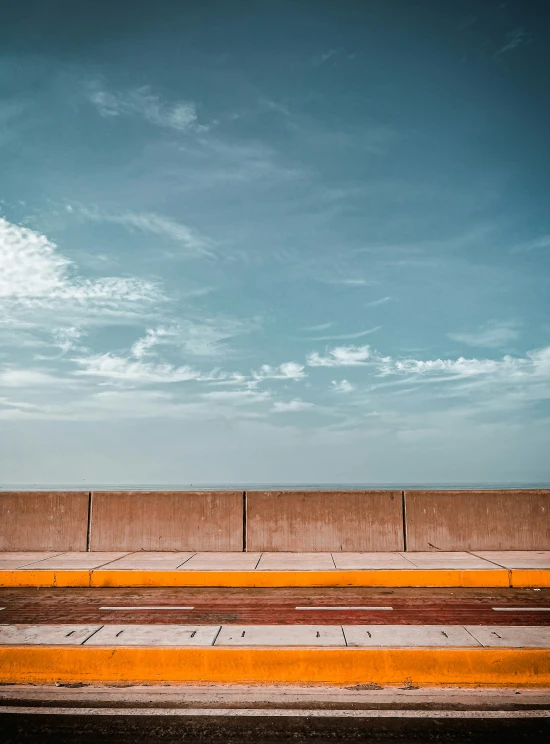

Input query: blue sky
[1,0,549,485]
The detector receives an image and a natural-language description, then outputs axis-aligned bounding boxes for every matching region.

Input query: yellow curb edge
[0,646,548,687]
[0,568,525,588]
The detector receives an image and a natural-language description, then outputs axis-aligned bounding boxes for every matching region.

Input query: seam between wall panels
[242,491,247,552]
[86,492,93,552]
[401,491,408,552]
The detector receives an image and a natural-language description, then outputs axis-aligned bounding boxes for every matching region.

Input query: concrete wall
[89,491,243,551]
[2,489,549,552]
[405,490,550,551]
[0,492,88,551]
[246,490,404,551]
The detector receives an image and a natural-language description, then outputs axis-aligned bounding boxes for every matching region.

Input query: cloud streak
[495,27,531,57]
[88,83,203,132]
[448,322,520,349]
[253,362,306,381]
[272,399,313,413]
[72,353,230,385]
[75,206,214,260]
[307,345,373,367]
[331,379,356,393]
[307,326,381,342]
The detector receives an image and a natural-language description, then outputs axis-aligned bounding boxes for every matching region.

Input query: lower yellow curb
[0,568,518,588]
[0,646,548,687]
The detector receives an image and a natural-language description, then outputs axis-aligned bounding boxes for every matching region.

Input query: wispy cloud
[366,296,392,308]
[305,342,550,403]
[307,345,373,367]
[72,353,229,385]
[75,206,214,260]
[35,327,84,360]
[0,218,163,321]
[253,362,306,381]
[448,321,520,349]
[0,369,61,387]
[331,379,356,393]
[512,234,550,253]
[0,388,271,423]
[131,327,173,359]
[302,322,335,332]
[88,83,204,132]
[495,27,531,57]
[311,48,339,66]
[307,326,381,342]
[272,399,313,413]
[322,278,375,287]
[202,389,271,405]
[377,346,550,383]
[180,318,262,357]
[128,318,260,359]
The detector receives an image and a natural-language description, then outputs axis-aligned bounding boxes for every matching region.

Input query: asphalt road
[1,587,549,625]
[1,710,549,743]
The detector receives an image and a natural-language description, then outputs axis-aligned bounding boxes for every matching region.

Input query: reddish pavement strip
[1,587,550,626]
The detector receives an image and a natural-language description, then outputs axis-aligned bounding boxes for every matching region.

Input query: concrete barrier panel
[0,492,88,551]
[404,490,550,551]
[90,491,243,551]
[246,491,403,552]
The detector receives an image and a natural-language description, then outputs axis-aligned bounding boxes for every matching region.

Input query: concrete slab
[0,492,89,551]
[84,625,220,646]
[332,553,415,570]
[343,625,480,647]
[0,625,101,645]
[23,552,129,570]
[402,552,498,569]
[215,625,346,646]
[473,551,550,569]
[90,491,243,551]
[247,490,404,551]
[181,553,262,570]
[101,553,195,570]
[0,552,64,569]
[256,553,335,571]
[466,626,550,648]
[404,489,550,551]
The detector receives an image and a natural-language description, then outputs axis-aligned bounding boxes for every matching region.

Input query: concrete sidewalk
[0,551,549,587]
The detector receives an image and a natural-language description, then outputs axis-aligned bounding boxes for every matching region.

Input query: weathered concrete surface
[90,492,243,551]
[214,625,346,646]
[404,490,550,551]
[0,492,88,551]
[247,491,403,552]
[85,625,220,646]
[473,551,550,569]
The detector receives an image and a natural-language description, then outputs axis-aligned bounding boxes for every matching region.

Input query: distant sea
[1,482,549,491]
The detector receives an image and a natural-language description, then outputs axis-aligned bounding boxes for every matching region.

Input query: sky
[1,0,549,486]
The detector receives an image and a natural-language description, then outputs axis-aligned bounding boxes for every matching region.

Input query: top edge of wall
[2,484,550,493]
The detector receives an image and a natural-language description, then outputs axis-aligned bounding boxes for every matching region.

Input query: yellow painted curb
[0,646,548,687]
[89,568,510,588]
[0,570,91,588]
[0,568,520,589]
[511,569,550,588]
